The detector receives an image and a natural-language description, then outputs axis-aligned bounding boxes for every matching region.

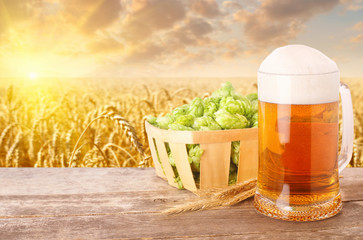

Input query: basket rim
[145,121,258,144]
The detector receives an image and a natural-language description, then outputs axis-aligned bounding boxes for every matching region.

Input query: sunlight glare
[28,72,38,80]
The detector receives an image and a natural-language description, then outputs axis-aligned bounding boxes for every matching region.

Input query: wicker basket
[145,121,258,193]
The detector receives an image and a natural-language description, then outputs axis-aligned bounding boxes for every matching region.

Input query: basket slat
[145,121,258,144]
[169,143,197,192]
[200,142,231,189]
[154,140,179,188]
[237,138,258,183]
[147,135,165,179]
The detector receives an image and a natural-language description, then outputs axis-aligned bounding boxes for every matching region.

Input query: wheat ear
[163,178,257,215]
[69,111,144,166]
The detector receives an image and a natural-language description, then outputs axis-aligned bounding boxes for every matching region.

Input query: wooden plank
[0,168,361,239]
[0,168,179,195]
[200,142,231,189]
[0,168,361,199]
[0,201,362,239]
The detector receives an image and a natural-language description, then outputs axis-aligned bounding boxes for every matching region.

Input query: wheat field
[0,77,361,168]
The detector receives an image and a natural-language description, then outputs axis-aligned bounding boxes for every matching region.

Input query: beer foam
[258,45,340,105]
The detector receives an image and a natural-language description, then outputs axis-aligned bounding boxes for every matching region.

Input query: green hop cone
[220,96,244,115]
[203,97,220,117]
[174,114,194,127]
[187,144,204,172]
[246,93,258,102]
[168,152,175,167]
[231,141,240,165]
[146,115,158,127]
[251,112,258,128]
[193,116,222,131]
[172,104,190,117]
[214,109,249,129]
[156,114,175,130]
[168,123,194,131]
[189,97,204,117]
[211,82,234,98]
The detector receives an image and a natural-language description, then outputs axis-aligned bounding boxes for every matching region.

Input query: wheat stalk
[163,178,257,215]
[69,110,144,166]
[102,112,145,157]
[34,140,51,168]
[102,143,137,166]
[0,79,361,168]
[0,123,17,149]
[5,132,23,167]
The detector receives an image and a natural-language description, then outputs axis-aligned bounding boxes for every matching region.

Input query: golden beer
[255,101,341,220]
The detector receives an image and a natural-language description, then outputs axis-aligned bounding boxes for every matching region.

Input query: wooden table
[0,168,362,239]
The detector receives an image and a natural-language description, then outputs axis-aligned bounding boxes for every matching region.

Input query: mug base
[254,192,342,221]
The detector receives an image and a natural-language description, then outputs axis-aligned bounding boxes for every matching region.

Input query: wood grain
[0,168,362,240]
[200,142,231,189]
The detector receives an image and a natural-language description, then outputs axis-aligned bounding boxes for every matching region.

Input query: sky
[0,0,363,78]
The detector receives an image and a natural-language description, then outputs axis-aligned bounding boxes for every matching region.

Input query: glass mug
[254,45,354,221]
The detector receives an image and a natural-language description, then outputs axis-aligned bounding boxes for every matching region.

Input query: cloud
[233,0,339,48]
[121,0,186,42]
[123,42,165,64]
[121,16,216,67]
[350,33,363,42]
[61,0,122,34]
[340,0,363,11]
[169,17,213,46]
[87,36,123,53]
[190,0,222,18]
[221,39,244,59]
[222,1,243,10]
[262,0,339,20]
[0,0,38,36]
[352,21,363,31]
[81,0,122,33]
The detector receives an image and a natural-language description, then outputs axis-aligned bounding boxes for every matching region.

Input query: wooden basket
[145,121,258,193]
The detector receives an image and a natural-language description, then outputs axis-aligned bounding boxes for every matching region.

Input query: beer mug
[254,45,354,221]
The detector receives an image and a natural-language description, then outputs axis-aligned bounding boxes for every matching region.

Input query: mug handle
[338,82,354,173]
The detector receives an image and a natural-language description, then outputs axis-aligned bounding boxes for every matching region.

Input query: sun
[28,72,38,80]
